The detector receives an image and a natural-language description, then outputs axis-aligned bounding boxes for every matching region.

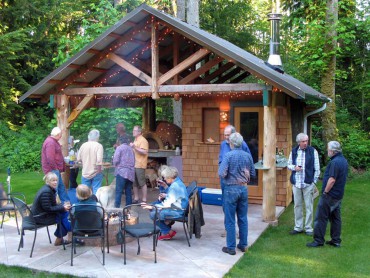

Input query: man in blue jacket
[307,141,348,247]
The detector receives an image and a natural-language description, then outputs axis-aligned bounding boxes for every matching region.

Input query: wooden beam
[151,20,160,99]
[229,71,251,83]
[67,95,94,129]
[56,94,70,188]
[179,56,224,85]
[63,83,271,95]
[107,53,152,85]
[262,90,277,223]
[196,62,234,84]
[173,33,180,84]
[214,67,241,84]
[158,48,209,85]
[90,26,169,88]
[46,19,151,97]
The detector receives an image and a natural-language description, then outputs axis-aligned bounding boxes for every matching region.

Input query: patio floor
[0,191,284,278]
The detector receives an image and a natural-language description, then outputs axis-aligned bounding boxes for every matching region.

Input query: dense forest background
[0,0,369,173]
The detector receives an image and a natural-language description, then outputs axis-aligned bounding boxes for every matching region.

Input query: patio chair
[0,192,26,235]
[12,197,66,257]
[120,204,160,264]
[162,181,198,247]
[70,204,106,266]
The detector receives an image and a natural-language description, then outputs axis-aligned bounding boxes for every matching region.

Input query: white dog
[96,178,116,208]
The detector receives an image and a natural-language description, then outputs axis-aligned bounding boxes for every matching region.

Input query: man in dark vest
[288,133,320,236]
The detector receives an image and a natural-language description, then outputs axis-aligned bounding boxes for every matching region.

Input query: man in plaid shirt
[288,133,320,236]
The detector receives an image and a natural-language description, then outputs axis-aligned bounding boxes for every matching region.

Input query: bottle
[69,150,75,164]
[175,147,180,155]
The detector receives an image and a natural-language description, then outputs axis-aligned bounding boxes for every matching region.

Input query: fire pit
[68,208,137,246]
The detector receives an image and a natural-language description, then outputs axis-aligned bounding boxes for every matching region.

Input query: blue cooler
[201,188,222,206]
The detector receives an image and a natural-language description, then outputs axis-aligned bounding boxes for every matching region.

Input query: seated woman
[31,172,71,246]
[151,165,169,206]
[70,184,103,235]
[149,166,188,240]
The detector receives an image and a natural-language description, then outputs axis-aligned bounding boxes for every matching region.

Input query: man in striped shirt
[288,133,320,236]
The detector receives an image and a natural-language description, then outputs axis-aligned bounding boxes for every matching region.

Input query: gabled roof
[19,4,330,103]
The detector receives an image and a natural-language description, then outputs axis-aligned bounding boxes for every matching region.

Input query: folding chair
[70,204,106,266]
[120,204,160,264]
[12,197,65,257]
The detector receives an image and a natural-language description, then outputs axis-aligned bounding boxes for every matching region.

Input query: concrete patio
[0,196,284,278]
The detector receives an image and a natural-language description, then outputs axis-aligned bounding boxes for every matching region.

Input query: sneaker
[289,230,303,235]
[305,231,313,236]
[237,244,247,252]
[54,238,71,246]
[306,241,324,247]
[222,247,236,255]
[169,230,177,238]
[158,233,172,240]
[325,240,341,247]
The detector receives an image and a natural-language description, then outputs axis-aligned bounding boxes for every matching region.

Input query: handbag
[116,227,124,244]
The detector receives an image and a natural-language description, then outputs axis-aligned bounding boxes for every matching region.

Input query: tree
[320,0,339,143]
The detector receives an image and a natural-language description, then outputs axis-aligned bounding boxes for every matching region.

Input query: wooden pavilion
[19,4,330,222]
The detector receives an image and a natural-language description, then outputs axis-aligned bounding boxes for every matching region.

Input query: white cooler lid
[202,188,222,194]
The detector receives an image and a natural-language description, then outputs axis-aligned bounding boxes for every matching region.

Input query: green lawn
[226,171,370,278]
[0,169,44,203]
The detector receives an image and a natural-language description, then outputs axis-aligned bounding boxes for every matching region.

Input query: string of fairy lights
[60,16,286,102]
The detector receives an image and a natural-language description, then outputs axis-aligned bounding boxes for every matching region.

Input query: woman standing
[113,136,135,208]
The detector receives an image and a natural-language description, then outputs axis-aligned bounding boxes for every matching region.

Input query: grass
[0,169,44,203]
[226,171,370,278]
[0,264,76,278]
[1,168,369,277]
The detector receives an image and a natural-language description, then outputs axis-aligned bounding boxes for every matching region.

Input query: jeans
[150,208,183,235]
[54,211,71,238]
[292,183,314,232]
[81,172,103,195]
[115,174,133,208]
[52,170,70,203]
[224,185,248,250]
[69,168,79,189]
[313,194,342,245]
[220,178,227,226]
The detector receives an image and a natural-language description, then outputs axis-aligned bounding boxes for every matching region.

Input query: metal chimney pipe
[267,13,283,67]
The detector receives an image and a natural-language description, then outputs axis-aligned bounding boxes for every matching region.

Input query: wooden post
[151,20,159,100]
[262,90,277,223]
[56,94,70,188]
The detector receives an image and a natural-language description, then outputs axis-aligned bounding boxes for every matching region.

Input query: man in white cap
[41,127,70,203]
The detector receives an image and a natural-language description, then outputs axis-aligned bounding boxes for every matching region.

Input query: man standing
[219,125,251,237]
[130,126,149,203]
[77,129,104,195]
[288,133,320,236]
[307,141,348,247]
[41,127,70,203]
[113,122,126,149]
[218,132,255,255]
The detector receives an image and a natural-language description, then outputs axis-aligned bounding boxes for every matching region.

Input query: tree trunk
[176,0,186,20]
[172,0,187,128]
[321,0,338,144]
[186,0,199,27]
